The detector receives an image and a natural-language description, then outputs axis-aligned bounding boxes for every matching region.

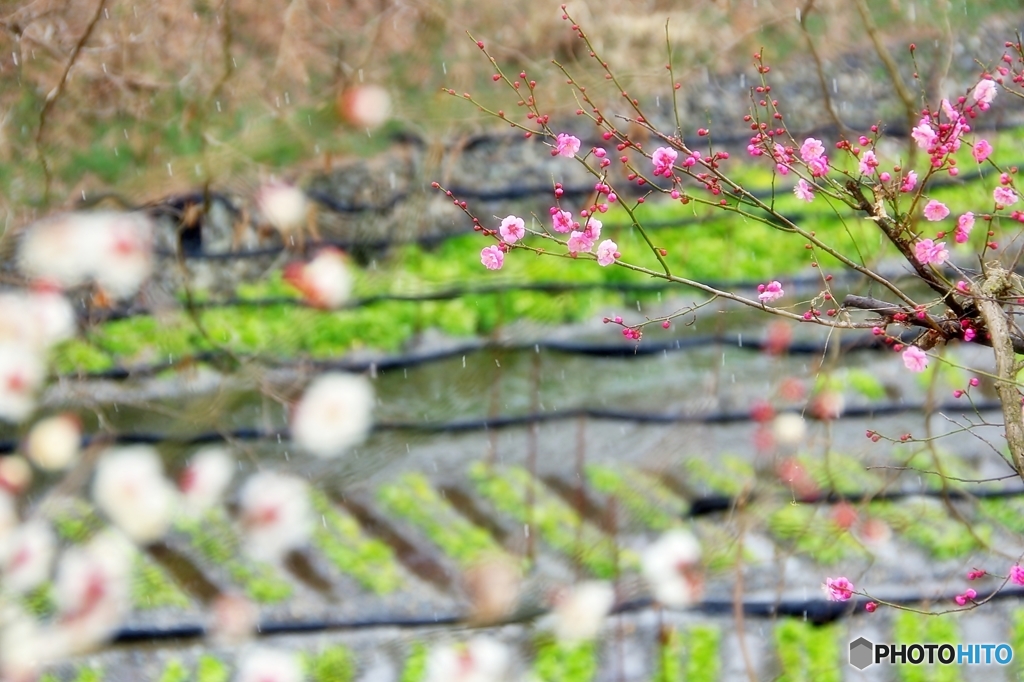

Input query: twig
[35,0,107,204]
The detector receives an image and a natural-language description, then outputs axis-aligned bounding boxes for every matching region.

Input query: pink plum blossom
[955,213,974,243]
[641,529,703,608]
[973,139,993,163]
[480,245,504,270]
[800,138,825,162]
[903,346,929,372]
[1010,564,1024,586]
[757,280,784,303]
[291,372,374,457]
[901,171,918,193]
[912,119,938,149]
[498,215,525,244]
[582,217,602,241]
[596,240,620,266]
[923,200,950,221]
[652,147,678,177]
[858,150,879,176]
[794,179,814,202]
[994,186,1019,207]
[551,209,574,233]
[915,239,949,265]
[824,576,854,601]
[972,78,997,108]
[806,156,829,177]
[567,231,595,254]
[954,588,977,606]
[555,133,581,157]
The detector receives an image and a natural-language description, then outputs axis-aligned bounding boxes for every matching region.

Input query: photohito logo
[849,637,1013,670]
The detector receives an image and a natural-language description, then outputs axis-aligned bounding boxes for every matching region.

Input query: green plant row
[377,472,507,568]
[468,462,637,578]
[175,510,292,604]
[586,465,688,531]
[892,610,962,682]
[682,456,756,498]
[774,619,841,682]
[308,489,403,594]
[532,637,599,682]
[652,625,721,682]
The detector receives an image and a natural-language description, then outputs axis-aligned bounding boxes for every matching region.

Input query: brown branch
[853,0,918,164]
[34,0,107,204]
[977,265,1024,482]
[843,294,1024,355]
[799,0,851,140]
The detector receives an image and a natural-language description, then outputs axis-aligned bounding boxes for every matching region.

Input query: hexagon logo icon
[850,637,874,670]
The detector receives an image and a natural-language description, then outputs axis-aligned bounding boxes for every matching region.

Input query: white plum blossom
[25,414,81,471]
[0,520,56,594]
[641,529,704,608]
[0,289,75,350]
[92,446,179,544]
[291,373,374,457]
[256,181,309,239]
[237,471,313,562]
[338,84,392,129]
[283,247,353,309]
[53,531,134,654]
[236,647,304,682]
[424,636,511,682]
[772,413,807,447]
[19,212,154,299]
[551,580,615,644]
[178,447,234,516]
[0,457,32,494]
[0,344,45,423]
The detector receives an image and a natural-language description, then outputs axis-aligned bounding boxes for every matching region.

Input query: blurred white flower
[772,413,807,447]
[0,490,17,540]
[0,344,45,423]
[464,555,522,624]
[283,247,353,309]
[0,607,53,682]
[338,84,392,129]
[425,636,511,682]
[53,531,133,654]
[291,373,374,457]
[551,580,614,644]
[256,181,308,239]
[92,213,155,299]
[178,446,234,516]
[641,529,704,609]
[0,289,75,350]
[236,647,303,682]
[237,471,312,562]
[0,519,55,594]
[208,592,259,645]
[18,212,154,299]
[0,456,32,494]
[25,414,82,471]
[92,446,179,544]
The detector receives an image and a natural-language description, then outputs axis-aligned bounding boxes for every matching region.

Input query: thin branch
[34,0,107,204]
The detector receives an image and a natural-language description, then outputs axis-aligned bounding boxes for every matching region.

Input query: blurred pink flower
[555,133,581,157]
[757,280,784,303]
[973,139,993,163]
[596,240,620,266]
[902,346,929,372]
[794,179,814,202]
[498,215,525,244]
[652,147,678,177]
[915,238,948,265]
[994,186,1019,207]
[551,209,574,233]
[955,213,975,243]
[973,78,997,107]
